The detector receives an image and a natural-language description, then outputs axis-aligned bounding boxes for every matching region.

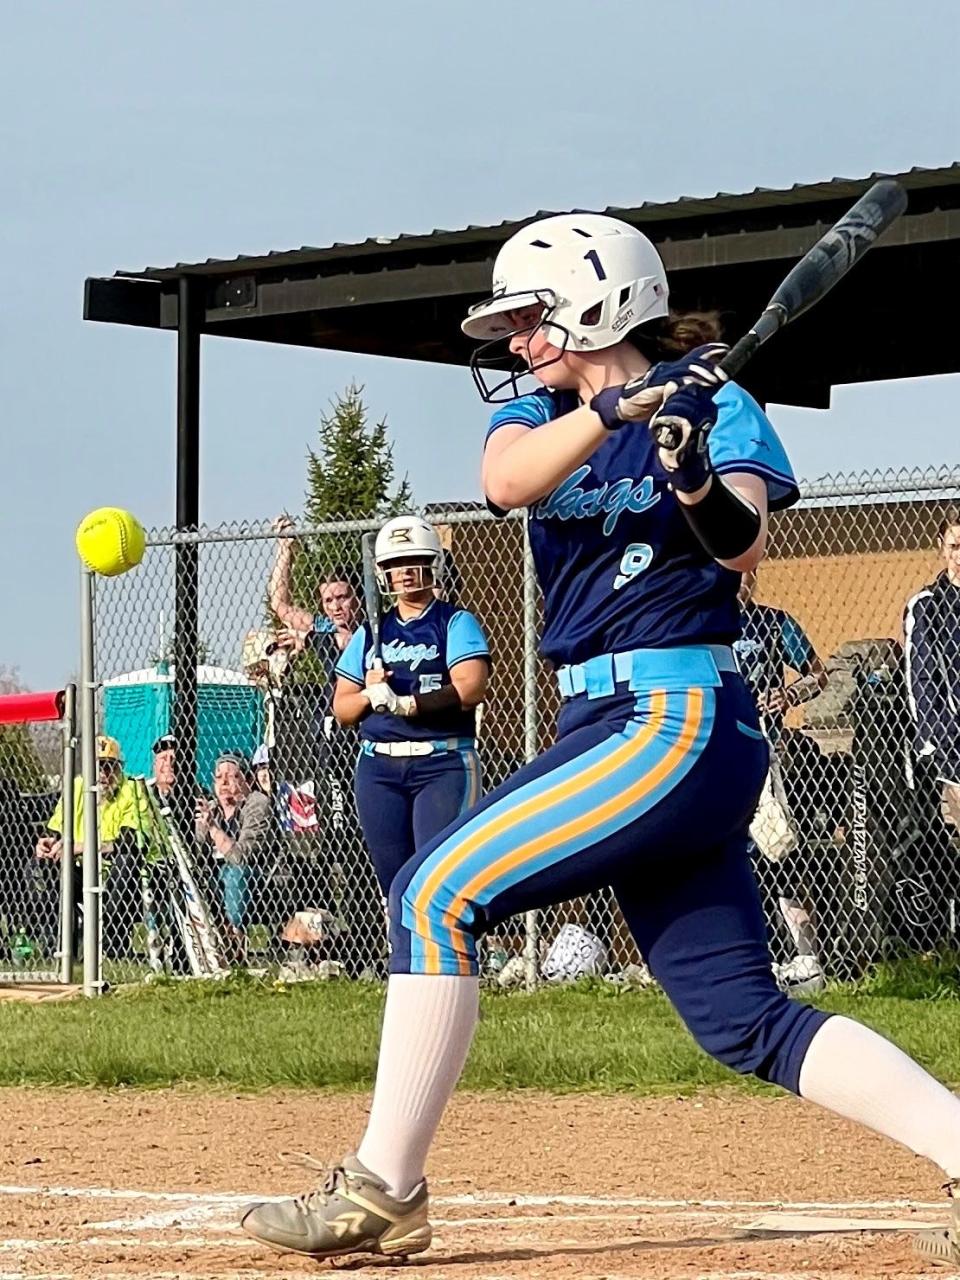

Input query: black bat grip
[718,306,787,381]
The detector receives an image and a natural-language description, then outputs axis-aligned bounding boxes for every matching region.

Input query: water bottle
[11,931,34,969]
[484,945,509,977]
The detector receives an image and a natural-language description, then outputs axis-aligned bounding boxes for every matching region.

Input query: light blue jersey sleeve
[781,613,816,673]
[485,389,558,442]
[334,624,369,686]
[446,610,491,669]
[707,383,800,511]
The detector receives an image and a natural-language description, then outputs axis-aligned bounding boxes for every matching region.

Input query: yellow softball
[75,507,147,577]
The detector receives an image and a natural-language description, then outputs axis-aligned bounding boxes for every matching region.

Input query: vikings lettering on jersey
[336,600,490,743]
[487,383,799,667]
[535,466,660,536]
[380,641,440,672]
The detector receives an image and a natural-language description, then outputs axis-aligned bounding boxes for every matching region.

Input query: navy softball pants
[388,659,828,1093]
[355,745,482,895]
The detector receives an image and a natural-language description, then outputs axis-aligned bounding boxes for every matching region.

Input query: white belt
[364,737,474,758]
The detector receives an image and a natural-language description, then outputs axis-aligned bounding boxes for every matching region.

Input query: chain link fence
[61,466,960,989]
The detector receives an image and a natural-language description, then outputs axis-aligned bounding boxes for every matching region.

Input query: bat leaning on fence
[138,780,230,977]
[129,777,165,975]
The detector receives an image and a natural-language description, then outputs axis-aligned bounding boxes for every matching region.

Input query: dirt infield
[0,1087,955,1279]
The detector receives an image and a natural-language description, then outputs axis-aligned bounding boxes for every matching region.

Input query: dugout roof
[85,163,960,411]
[81,163,960,817]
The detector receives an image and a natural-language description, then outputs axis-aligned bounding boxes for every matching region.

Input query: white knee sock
[357,974,480,1198]
[799,1015,960,1180]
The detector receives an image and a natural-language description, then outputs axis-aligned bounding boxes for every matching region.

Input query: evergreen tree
[303,382,412,524]
[286,384,413,628]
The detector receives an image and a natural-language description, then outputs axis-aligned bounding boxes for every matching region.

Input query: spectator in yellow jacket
[35,734,154,959]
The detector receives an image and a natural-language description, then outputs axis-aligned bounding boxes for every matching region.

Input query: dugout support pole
[173,275,200,830]
[80,569,102,997]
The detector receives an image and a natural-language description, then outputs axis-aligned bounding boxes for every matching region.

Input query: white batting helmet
[374,515,443,594]
[462,212,668,356]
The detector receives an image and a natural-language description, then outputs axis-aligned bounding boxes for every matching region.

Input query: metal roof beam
[659,208,955,270]
[126,208,949,330]
[83,276,162,327]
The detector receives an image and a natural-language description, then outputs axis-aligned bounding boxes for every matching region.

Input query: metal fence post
[80,568,102,997]
[521,513,540,989]
[59,683,77,984]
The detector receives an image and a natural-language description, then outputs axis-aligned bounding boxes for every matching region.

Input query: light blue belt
[556,644,738,701]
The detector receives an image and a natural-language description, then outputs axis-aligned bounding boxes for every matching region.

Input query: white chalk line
[0,1180,952,1280]
[0,1210,728,1251]
[89,1208,722,1232]
[0,1181,946,1211]
[1,1210,944,1252]
[0,1179,948,1246]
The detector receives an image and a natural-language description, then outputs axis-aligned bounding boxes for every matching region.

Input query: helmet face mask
[381,558,435,597]
[462,214,669,403]
[374,516,443,600]
[466,291,571,403]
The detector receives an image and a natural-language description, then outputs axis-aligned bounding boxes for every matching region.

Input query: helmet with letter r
[374,515,444,600]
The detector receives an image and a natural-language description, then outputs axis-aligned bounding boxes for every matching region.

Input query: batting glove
[649,382,719,493]
[590,344,729,431]
[643,343,730,392]
[362,682,400,714]
[389,696,417,717]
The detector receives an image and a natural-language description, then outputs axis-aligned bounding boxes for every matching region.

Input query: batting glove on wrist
[389,695,417,717]
[362,682,400,714]
[590,344,729,431]
[649,382,719,492]
[590,384,632,431]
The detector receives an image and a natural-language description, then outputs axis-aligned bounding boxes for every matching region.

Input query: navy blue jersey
[734,602,816,739]
[336,599,490,743]
[487,383,799,667]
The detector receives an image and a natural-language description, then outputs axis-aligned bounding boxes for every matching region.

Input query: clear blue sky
[1,0,958,688]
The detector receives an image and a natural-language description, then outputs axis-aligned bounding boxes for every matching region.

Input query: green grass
[1,960,960,1091]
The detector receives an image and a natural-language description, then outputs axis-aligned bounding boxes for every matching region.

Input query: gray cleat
[914,1178,960,1264]
[240,1154,432,1260]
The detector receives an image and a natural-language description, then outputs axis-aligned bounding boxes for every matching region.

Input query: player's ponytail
[629,309,723,362]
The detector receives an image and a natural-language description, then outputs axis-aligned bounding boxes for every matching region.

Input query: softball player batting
[242,214,960,1265]
[332,515,490,897]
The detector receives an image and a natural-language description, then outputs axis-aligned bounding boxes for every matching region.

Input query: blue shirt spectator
[734,572,827,741]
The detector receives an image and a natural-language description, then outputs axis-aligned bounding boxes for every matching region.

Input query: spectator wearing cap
[150,735,176,804]
[195,752,272,964]
[252,743,271,797]
[35,735,154,959]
